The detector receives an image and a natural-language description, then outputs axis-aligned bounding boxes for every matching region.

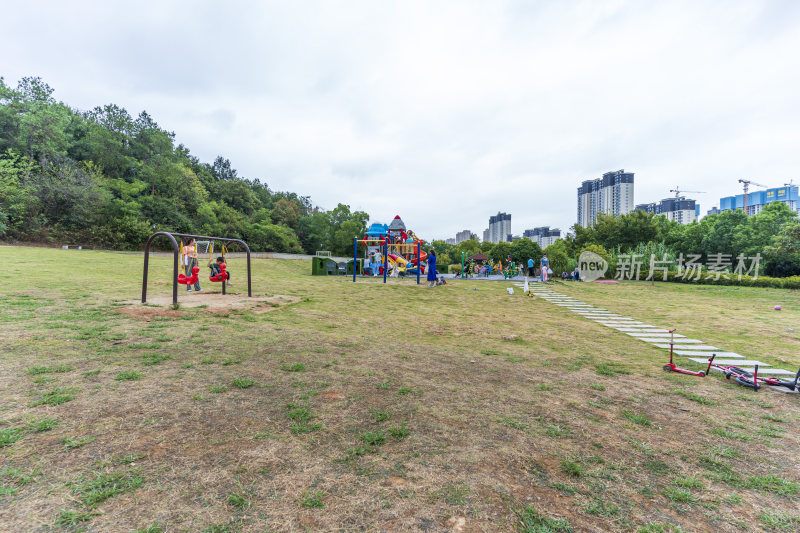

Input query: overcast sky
[3,1,799,240]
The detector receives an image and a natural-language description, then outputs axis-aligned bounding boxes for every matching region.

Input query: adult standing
[183,238,202,292]
[540,253,549,282]
[527,257,534,277]
[426,249,438,287]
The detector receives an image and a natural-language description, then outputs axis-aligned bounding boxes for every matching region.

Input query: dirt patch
[321,391,345,400]
[120,293,300,316]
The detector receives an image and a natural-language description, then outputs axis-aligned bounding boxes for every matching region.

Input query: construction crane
[669,186,705,199]
[738,179,770,215]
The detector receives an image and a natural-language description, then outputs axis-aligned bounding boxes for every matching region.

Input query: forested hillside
[0,76,368,253]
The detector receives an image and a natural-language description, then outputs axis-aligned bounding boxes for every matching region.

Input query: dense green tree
[0,76,382,252]
[509,238,543,265]
[271,198,302,229]
[543,240,570,274]
[488,241,512,263]
[0,150,36,236]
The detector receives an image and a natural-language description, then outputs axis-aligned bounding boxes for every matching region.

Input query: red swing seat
[177,266,200,285]
[209,263,229,282]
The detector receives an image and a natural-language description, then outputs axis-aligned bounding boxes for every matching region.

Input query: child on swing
[208,256,232,285]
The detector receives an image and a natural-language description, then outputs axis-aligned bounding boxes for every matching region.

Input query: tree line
[0,77,368,254]
[431,202,800,277]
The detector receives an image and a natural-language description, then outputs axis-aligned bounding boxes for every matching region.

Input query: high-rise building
[635,197,699,224]
[445,238,456,245]
[488,212,511,243]
[523,227,561,248]
[455,230,476,243]
[719,186,799,216]
[576,169,635,227]
[482,228,489,243]
[706,206,720,216]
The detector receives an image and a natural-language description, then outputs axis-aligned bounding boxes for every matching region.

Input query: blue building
[719,186,799,216]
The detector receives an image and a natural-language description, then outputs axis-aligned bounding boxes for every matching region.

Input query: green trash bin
[346,259,362,276]
[311,257,329,275]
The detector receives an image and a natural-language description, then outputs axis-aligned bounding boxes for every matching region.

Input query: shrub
[616,270,800,290]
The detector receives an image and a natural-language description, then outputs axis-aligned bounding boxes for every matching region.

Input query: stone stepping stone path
[689,358,767,366]
[637,338,704,343]
[514,281,799,382]
[674,350,743,358]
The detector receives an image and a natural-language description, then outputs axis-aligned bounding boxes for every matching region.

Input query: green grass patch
[710,428,751,441]
[662,487,697,504]
[0,428,23,447]
[515,505,573,532]
[622,409,651,426]
[280,363,306,372]
[30,387,76,407]
[360,431,386,446]
[583,497,620,516]
[62,435,95,450]
[27,365,74,375]
[434,482,470,505]
[560,459,584,478]
[746,475,799,496]
[231,378,255,389]
[672,389,716,405]
[115,370,142,381]
[370,409,391,422]
[499,417,528,430]
[29,418,58,432]
[141,353,171,366]
[227,491,250,509]
[643,460,670,475]
[673,476,704,490]
[70,469,144,507]
[299,490,325,508]
[759,510,800,530]
[388,423,410,441]
[594,362,631,377]
[55,509,98,527]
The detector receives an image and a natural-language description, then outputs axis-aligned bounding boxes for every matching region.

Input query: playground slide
[407,251,427,273]
[388,254,408,272]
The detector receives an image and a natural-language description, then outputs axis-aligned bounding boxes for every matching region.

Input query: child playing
[208,256,232,285]
[183,238,202,292]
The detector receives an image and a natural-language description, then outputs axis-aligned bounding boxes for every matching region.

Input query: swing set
[142,232,252,305]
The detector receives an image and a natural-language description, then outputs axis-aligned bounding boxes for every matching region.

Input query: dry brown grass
[1,247,799,532]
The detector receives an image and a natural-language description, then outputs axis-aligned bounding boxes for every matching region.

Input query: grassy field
[2,246,800,532]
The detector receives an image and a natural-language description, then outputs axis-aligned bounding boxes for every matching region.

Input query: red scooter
[704,355,760,391]
[705,355,800,392]
[662,328,707,377]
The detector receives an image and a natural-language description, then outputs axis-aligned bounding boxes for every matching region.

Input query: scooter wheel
[663,365,673,372]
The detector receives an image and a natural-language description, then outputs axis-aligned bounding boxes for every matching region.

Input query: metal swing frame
[141,232,252,305]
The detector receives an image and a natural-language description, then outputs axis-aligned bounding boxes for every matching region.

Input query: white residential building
[577,169,635,227]
[636,198,699,224]
[488,212,511,243]
[523,227,561,248]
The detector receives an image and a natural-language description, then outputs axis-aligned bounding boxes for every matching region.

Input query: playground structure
[141,232,252,305]
[458,252,521,279]
[353,215,427,284]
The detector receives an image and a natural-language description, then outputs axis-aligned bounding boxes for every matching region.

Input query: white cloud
[2,0,799,240]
